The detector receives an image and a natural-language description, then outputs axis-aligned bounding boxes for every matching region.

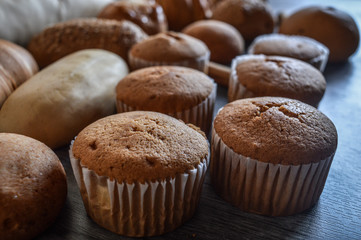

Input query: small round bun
[183,20,245,64]
[0,133,67,240]
[156,0,212,31]
[279,6,360,62]
[212,0,275,42]
[98,0,167,35]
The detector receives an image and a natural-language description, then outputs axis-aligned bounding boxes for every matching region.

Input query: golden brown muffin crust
[234,55,326,107]
[0,133,67,240]
[98,0,167,35]
[72,111,209,184]
[211,0,274,42]
[129,31,209,62]
[28,18,148,68]
[182,20,245,64]
[116,66,214,112]
[214,97,337,165]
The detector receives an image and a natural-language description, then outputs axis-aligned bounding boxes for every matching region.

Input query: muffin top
[214,97,338,165]
[98,0,167,35]
[116,66,214,112]
[233,55,326,107]
[0,133,67,240]
[129,31,209,62]
[182,20,245,64]
[248,34,329,63]
[72,111,209,183]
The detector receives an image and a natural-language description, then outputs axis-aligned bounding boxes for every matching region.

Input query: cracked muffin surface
[233,55,326,107]
[213,97,337,165]
[72,111,209,183]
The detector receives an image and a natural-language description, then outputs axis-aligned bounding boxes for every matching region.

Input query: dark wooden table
[37,0,361,239]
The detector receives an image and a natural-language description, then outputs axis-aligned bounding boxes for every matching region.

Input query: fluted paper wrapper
[248,34,329,72]
[228,55,259,103]
[128,51,210,74]
[116,83,217,134]
[69,144,209,237]
[210,128,334,216]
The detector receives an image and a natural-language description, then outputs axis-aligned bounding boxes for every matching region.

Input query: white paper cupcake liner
[210,128,334,216]
[248,34,329,72]
[116,83,217,134]
[228,55,260,103]
[128,51,210,74]
[69,143,210,237]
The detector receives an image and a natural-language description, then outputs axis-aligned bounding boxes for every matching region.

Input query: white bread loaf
[0,0,116,46]
[0,49,128,149]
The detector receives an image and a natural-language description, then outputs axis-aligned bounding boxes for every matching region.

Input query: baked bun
[0,133,67,240]
[0,0,115,46]
[279,6,360,62]
[183,20,245,64]
[156,0,212,31]
[28,18,147,68]
[0,39,38,108]
[98,0,167,35]
[212,0,275,42]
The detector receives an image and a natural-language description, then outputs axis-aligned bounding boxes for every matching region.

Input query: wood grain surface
[36,0,361,239]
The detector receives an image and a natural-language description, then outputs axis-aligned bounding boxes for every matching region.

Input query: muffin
[211,97,338,216]
[116,66,216,133]
[279,6,360,62]
[228,55,326,107]
[70,111,209,237]
[156,0,212,31]
[0,133,67,240]
[212,0,275,42]
[128,31,210,73]
[0,39,38,108]
[28,18,148,68]
[98,0,168,35]
[182,20,245,65]
[248,33,329,72]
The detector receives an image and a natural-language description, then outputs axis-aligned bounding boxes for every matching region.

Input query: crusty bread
[0,39,38,108]
[0,49,129,149]
[98,0,168,35]
[0,133,67,240]
[156,0,212,31]
[0,0,116,46]
[28,18,148,68]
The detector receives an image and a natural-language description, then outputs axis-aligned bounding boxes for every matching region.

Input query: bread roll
[28,18,148,68]
[156,0,212,31]
[279,6,360,62]
[0,49,129,149]
[0,133,67,240]
[0,39,38,108]
[98,0,168,35]
[0,0,116,46]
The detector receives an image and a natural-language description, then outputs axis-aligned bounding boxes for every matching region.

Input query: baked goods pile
[0,0,358,238]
